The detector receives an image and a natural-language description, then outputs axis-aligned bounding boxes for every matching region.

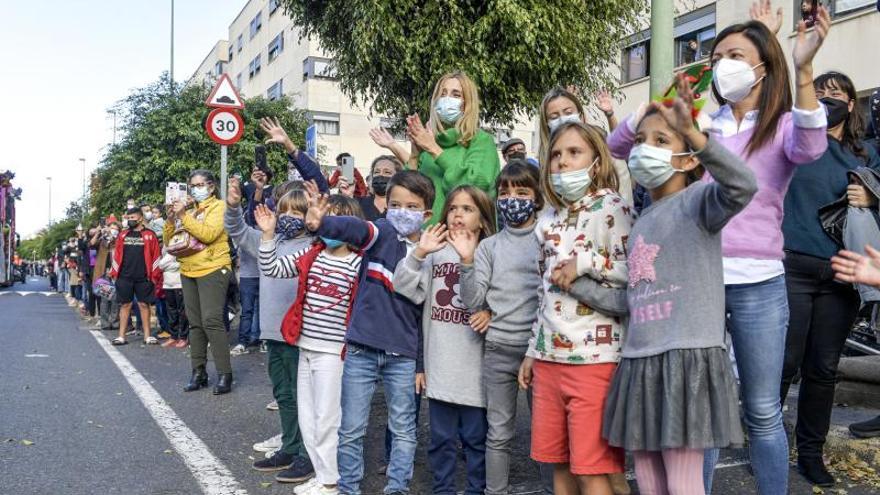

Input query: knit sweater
[418,128,500,222]
[163,196,231,278]
[527,189,635,364]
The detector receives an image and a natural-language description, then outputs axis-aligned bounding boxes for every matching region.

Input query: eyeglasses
[190,182,210,188]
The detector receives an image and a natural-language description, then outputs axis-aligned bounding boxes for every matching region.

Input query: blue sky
[2,0,245,237]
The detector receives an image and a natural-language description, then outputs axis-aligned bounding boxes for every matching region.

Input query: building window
[622,42,650,83]
[268,33,284,62]
[303,57,338,80]
[214,61,225,77]
[795,0,875,25]
[249,12,262,39]
[235,73,243,90]
[675,27,715,66]
[249,54,262,79]
[267,79,284,100]
[491,128,514,148]
[237,34,243,52]
[269,0,280,15]
[227,44,233,62]
[311,112,340,135]
[380,117,407,141]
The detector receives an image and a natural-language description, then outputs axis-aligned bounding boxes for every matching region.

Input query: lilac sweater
[608,112,827,260]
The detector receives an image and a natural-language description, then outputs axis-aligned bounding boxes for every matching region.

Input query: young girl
[257,193,364,495]
[393,185,495,495]
[519,121,634,495]
[602,79,755,495]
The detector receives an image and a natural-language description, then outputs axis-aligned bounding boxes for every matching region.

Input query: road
[2,277,879,494]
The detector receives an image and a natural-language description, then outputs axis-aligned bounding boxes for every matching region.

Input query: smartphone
[801,0,818,28]
[341,155,355,183]
[255,145,269,176]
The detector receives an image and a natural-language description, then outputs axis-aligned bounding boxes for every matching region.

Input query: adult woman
[165,170,234,395]
[780,71,880,487]
[357,155,404,221]
[607,6,831,493]
[406,71,500,220]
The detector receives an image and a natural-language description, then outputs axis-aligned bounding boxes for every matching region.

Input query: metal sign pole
[220,145,228,199]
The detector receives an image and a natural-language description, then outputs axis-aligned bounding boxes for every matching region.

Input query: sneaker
[265,449,279,459]
[157,331,172,339]
[266,400,279,411]
[259,341,268,353]
[850,415,880,438]
[161,339,178,348]
[230,344,249,356]
[303,481,338,495]
[252,451,294,472]
[294,478,320,495]
[275,456,314,483]
[253,433,283,452]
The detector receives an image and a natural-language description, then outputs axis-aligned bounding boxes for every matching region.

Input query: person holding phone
[328,153,369,197]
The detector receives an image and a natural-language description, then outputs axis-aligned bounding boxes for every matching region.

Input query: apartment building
[189,0,539,175]
[612,0,880,123]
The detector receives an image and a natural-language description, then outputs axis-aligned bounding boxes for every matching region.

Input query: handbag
[166,210,207,257]
[92,277,116,299]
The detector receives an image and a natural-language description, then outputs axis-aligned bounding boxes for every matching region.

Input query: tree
[92,73,310,218]
[281,0,646,125]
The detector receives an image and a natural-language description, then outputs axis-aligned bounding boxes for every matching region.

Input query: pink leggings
[633,448,705,495]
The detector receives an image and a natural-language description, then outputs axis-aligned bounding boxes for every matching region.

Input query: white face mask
[550,157,598,203]
[713,58,765,103]
[548,113,582,134]
[144,211,153,220]
[628,144,691,190]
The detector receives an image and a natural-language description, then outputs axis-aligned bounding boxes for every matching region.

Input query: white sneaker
[259,341,268,353]
[264,448,278,458]
[266,400,279,411]
[294,478,320,495]
[308,483,338,495]
[230,344,249,356]
[252,433,282,452]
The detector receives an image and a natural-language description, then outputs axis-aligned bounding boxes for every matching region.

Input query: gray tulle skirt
[602,348,744,452]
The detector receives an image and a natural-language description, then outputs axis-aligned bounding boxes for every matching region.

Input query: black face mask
[506,151,527,162]
[372,175,390,196]
[127,220,139,229]
[821,97,850,129]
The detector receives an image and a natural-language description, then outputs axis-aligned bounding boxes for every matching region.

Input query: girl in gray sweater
[602,79,757,494]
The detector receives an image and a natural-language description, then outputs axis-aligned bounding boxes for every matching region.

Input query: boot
[183,365,208,392]
[213,373,233,395]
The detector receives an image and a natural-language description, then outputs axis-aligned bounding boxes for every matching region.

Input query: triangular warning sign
[205,73,245,109]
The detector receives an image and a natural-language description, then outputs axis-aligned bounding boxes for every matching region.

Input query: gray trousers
[182,268,233,374]
[99,296,119,329]
[483,340,554,495]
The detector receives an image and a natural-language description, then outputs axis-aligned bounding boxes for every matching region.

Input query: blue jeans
[704,275,789,495]
[428,399,487,495]
[237,277,260,346]
[156,297,169,332]
[337,343,417,495]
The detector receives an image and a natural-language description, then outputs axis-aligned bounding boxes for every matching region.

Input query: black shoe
[275,456,314,483]
[849,415,880,438]
[252,451,294,472]
[183,366,208,392]
[213,373,232,395]
[797,457,835,487]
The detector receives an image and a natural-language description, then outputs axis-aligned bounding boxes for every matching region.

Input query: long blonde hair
[428,71,481,148]
[538,87,586,164]
[541,122,619,211]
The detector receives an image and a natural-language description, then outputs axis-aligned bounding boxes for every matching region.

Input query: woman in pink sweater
[607,4,831,494]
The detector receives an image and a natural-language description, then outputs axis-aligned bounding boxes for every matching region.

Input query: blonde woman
[406,71,501,221]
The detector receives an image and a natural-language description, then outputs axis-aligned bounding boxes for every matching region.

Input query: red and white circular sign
[205,108,244,145]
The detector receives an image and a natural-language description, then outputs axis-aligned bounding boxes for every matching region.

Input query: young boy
[303,170,435,495]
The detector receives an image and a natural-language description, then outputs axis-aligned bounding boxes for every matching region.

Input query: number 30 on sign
[205,108,244,145]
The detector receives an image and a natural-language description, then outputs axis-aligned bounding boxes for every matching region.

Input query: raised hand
[407,114,440,155]
[832,246,880,287]
[250,168,267,188]
[260,117,296,153]
[414,223,448,259]
[596,90,615,115]
[227,177,242,207]
[448,229,479,265]
[653,73,707,150]
[302,179,321,204]
[304,189,331,232]
[337,176,355,198]
[254,204,277,234]
[750,0,783,35]
[172,199,186,216]
[469,310,491,334]
[369,127,396,148]
[793,5,830,71]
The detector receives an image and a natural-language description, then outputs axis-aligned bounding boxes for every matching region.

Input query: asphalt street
[3,277,880,494]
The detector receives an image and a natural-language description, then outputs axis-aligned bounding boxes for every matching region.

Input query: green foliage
[281,0,646,126]
[92,73,309,218]
[25,217,79,259]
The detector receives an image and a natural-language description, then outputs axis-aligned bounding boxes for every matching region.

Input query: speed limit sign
[205,108,244,145]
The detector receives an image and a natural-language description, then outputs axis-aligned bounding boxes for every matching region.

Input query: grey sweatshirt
[224,204,313,343]
[394,245,486,408]
[623,135,757,358]
[459,223,541,346]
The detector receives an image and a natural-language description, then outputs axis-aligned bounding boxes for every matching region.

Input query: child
[602,81,755,494]
[303,170,436,495]
[518,121,634,495]
[258,194,364,495]
[393,185,496,495]
[157,247,188,348]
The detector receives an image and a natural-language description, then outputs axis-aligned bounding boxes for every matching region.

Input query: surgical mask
[191,186,210,202]
[435,97,463,124]
[371,175,390,196]
[127,220,139,229]
[713,58,765,103]
[109,230,119,239]
[821,97,850,129]
[276,215,305,240]
[548,113,581,133]
[321,237,345,249]
[386,207,425,236]
[144,211,153,220]
[496,198,536,226]
[550,157,598,202]
[628,144,691,190]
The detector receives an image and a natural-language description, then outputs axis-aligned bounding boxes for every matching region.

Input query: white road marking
[24,354,50,358]
[89,330,248,495]
[0,291,56,296]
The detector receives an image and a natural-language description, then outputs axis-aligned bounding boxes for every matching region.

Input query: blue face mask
[435,96,463,124]
[275,215,305,240]
[496,198,536,226]
[321,237,345,249]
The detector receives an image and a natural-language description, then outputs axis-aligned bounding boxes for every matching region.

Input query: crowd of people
[39,1,880,494]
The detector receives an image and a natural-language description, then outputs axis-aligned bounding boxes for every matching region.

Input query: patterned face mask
[275,215,305,240]
[496,197,536,226]
[386,207,425,236]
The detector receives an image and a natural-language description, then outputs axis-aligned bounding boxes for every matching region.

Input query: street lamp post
[45,176,52,226]
[109,110,117,145]
[649,0,674,100]
[78,158,86,222]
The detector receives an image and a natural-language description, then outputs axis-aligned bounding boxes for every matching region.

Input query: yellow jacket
[164,196,231,278]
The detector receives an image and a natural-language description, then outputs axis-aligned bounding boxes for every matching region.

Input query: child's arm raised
[392,224,448,305]
[255,204,303,279]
